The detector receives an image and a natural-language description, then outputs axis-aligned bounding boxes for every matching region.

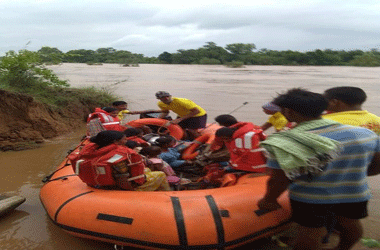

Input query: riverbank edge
[0,89,101,151]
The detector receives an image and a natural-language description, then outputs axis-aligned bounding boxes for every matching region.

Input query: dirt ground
[0,89,92,151]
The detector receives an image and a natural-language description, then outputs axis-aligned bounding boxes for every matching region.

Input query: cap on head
[155,91,170,99]
[262,102,281,112]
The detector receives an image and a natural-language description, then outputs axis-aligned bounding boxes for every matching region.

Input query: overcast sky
[1,0,380,57]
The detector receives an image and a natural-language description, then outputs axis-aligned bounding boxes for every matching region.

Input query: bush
[0,49,118,109]
[199,57,221,65]
[224,61,245,68]
[349,53,380,67]
[0,50,69,90]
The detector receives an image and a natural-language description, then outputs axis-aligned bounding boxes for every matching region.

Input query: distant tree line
[12,42,380,67]
[36,46,159,65]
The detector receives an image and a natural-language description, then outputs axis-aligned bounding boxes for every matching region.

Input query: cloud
[1,0,379,56]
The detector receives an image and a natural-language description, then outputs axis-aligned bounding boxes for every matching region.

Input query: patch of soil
[0,89,93,151]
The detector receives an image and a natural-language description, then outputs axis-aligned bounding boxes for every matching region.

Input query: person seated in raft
[201,114,263,165]
[213,126,267,173]
[73,130,170,191]
[260,102,290,132]
[86,107,128,136]
[155,135,193,169]
[139,146,191,186]
[112,101,163,121]
[102,107,121,121]
[323,86,380,135]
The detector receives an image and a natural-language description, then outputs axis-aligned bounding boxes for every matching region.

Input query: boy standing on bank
[258,88,380,250]
[323,86,380,135]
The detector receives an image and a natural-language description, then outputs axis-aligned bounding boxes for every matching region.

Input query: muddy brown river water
[1,64,379,249]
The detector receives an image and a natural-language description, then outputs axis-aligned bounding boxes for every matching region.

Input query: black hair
[102,107,118,113]
[155,135,175,147]
[90,130,124,148]
[215,127,237,138]
[112,101,127,106]
[123,128,143,137]
[324,86,367,105]
[125,140,139,149]
[214,114,238,127]
[139,146,162,157]
[272,88,328,118]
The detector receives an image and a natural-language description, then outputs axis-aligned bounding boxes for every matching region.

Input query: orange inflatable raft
[127,118,184,140]
[40,144,292,250]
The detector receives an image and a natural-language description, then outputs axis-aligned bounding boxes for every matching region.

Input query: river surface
[1,64,380,249]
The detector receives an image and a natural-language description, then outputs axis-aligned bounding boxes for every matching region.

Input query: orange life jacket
[225,122,267,173]
[87,108,127,131]
[69,143,145,189]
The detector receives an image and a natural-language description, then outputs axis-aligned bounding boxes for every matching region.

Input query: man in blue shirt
[258,88,380,250]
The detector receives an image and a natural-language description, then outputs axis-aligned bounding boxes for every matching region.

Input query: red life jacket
[69,143,146,189]
[126,136,150,147]
[87,108,127,131]
[225,122,267,173]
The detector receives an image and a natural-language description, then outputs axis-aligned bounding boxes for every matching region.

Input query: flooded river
[1,64,380,249]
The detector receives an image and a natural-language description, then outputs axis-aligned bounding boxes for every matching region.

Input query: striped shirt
[267,124,380,204]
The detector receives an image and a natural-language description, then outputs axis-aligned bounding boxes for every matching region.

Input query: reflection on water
[1,64,380,249]
[0,128,116,250]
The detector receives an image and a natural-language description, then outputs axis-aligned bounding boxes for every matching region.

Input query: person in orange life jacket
[211,114,242,151]
[112,101,154,134]
[208,115,264,158]
[87,107,127,132]
[75,131,170,191]
[102,107,121,121]
[214,125,267,173]
[73,130,143,189]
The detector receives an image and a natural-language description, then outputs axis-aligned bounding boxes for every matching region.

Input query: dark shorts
[178,114,207,130]
[290,199,368,228]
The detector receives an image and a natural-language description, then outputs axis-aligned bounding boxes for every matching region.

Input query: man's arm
[260,122,272,131]
[170,108,200,124]
[258,168,291,211]
[128,109,165,115]
[368,152,380,176]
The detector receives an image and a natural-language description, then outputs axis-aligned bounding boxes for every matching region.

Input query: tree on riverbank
[0,49,119,151]
[2,43,380,67]
[0,49,117,108]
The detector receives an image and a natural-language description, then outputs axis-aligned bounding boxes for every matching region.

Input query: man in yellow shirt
[154,91,207,139]
[323,86,380,135]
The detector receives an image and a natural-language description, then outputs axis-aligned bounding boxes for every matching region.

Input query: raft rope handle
[157,121,171,135]
[41,139,87,183]
[42,175,76,183]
